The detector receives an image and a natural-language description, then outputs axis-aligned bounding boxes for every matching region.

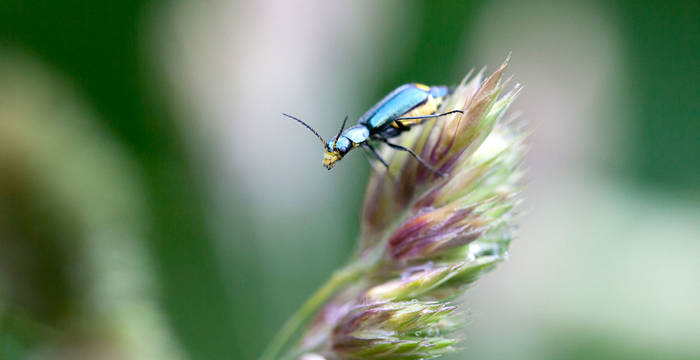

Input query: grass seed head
[297,57,523,360]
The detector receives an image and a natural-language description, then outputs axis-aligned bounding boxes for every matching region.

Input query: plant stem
[259,263,365,360]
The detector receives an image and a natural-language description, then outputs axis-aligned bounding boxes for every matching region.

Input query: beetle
[284,83,462,176]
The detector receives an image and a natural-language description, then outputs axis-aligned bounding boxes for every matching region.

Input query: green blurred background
[1,1,698,359]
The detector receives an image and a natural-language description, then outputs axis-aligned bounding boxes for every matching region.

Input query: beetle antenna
[333,115,348,150]
[283,113,327,149]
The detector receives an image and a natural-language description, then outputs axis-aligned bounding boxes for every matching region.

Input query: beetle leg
[394,109,464,121]
[360,147,385,174]
[361,144,397,181]
[363,143,389,169]
[380,139,446,178]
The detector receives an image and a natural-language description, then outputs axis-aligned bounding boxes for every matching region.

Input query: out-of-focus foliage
[0,55,182,359]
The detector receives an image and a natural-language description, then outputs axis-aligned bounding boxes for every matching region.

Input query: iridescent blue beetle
[284,83,461,176]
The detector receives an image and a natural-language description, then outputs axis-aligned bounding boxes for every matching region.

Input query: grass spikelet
[261,56,523,360]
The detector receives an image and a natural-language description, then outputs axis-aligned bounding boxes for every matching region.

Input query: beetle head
[284,113,349,171]
[322,115,349,170]
[323,149,342,169]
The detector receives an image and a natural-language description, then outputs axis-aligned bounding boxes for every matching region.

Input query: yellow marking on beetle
[390,95,443,128]
[414,83,431,91]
